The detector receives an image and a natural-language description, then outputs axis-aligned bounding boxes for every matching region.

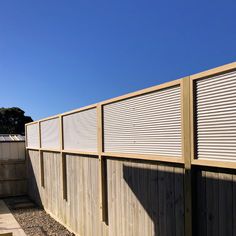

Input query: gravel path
[4,197,75,236]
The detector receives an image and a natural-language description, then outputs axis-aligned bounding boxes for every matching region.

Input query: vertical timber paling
[182,77,192,236]
[97,104,108,224]
[60,115,67,200]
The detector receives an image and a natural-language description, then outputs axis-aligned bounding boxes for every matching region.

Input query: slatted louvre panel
[103,85,182,157]
[63,108,97,152]
[195,70,236,161]
[41,118,60,149]
[27,123,39,148]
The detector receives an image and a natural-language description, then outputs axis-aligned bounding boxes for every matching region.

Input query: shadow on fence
[123,164,184,236]
[27,157,42,207]
[192,167,236,236]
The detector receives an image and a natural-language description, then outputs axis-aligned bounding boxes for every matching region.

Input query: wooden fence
[26,62,236,236]
[0,141,27,197]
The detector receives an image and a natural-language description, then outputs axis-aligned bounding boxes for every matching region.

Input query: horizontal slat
[104,148,181,153]
[197,113,236,121]
[197,118,236,124]
[196,71,236,85]
[197,111,236,119]
[197,155,236,161]
[198,150,236,156]
[197,97,236,106]
[105,131,181,136]
[196,92,235,103]
[104,85,182,157]
[198,146,236,151]
[105,123,181,130]
[106,98,180,109]
[105,118,181,126]
[197,123,236,132]
[198,137,236,141]
[196,83,236,96]
[196,140,236,144]
[105,106,181,117]
[105,141,181,145]
[196,103,236,112]
[195,70,236,161]
[197,107,236,115]
[198,132,236,136]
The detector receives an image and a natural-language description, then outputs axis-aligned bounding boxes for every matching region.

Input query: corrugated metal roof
[0,134,25,142]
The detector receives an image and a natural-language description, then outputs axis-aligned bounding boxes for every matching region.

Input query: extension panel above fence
[103,85,182,157]
[191,65,236,168]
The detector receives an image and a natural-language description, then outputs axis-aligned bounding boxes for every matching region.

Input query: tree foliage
[0,107,33,135]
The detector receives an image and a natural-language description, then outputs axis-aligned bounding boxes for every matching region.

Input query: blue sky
[0,1,235,120]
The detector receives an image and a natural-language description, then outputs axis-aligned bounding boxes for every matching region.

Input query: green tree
[0,107,33,135]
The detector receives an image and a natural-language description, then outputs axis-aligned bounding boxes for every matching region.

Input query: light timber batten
[190,61,236,81]
[181,77,192,236]
[62,149,98,156]
[100,79,181,105]
[97,104,109,224]
[102,152,184,164]
[59,115,67,200]
[38,122,45,187]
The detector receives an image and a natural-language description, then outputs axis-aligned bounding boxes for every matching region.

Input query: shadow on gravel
[3,196,74,236]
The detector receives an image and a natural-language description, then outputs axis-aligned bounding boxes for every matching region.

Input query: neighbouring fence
[0,137,27,197]
[26,62,236,236]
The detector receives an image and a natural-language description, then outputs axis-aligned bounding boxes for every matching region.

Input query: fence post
[182,77,192,236]
[59,115,67,200]
[97,104,108,224]
[38,121,45,187]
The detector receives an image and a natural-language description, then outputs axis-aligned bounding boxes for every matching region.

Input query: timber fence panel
[0,142,26,197]
[193,167,236,236]
[107,159,185,236]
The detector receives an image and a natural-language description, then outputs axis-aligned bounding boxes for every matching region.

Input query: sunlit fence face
[103,85,182,157]
[41,118,60,150]
[26,82,184,162]
[63,108,98,152]
[194,70,236,162]
[26,122,39,148]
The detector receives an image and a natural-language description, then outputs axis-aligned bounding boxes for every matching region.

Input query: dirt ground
[4,196,75,236]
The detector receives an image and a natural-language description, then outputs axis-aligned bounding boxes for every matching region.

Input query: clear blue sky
[0,1,235,120]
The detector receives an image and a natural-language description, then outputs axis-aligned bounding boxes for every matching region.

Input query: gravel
[4,196,75,236]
